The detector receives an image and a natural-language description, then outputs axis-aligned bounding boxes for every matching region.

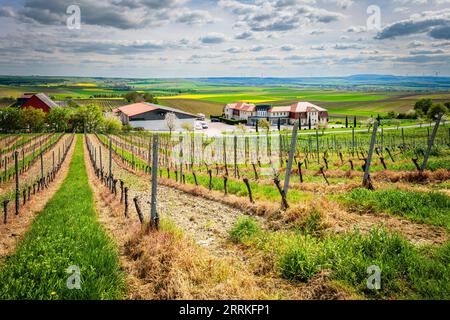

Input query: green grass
[0,136,125,299]
[230,218,450,299]
[339,188,450,229]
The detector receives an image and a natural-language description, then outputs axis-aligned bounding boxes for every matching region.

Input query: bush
[279,236,323,281]
[229,217,261,243]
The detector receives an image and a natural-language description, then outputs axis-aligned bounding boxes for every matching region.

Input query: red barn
[19,93,58,114]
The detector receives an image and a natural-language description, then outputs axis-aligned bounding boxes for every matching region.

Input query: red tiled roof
[226,102,256,112]
[290,102,327,113]
[116,103,158,117]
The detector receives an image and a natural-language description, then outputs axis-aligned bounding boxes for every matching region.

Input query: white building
[224,101,329,127]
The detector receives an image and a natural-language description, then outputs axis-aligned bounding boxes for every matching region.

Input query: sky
[0,0,449,78]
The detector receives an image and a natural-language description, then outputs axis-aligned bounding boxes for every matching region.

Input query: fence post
[40,150,44,188]
[283,121,299,196]
[150,135,159,230]
[362,121,378,189]
[109,138,113,189]
[315,129,320,164]
[234,135,237,178]
[352,127,355,157]
[15,151,19,215]
[421,113,443,171]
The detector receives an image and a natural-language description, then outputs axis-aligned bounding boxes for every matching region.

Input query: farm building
[114,102,197,131]
[17,93,58,114]
[224,101,329,127]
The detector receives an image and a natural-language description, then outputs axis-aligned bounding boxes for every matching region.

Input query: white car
[201,122,208,129]
[195,123,203,130]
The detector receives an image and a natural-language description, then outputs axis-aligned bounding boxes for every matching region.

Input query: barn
[18,93,58,114]
[114,102,197,131]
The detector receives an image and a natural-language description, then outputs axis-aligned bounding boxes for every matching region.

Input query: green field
[1,77,449,118]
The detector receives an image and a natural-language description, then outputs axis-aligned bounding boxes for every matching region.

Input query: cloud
[429,25,450,39]
[5,0,211,29]
[220,0,344,33]
[333,43,364,50]
[280,44,296,51]
[410,49,445,54]
[235,31,253,40]
[311,44,326,50]
[250,45,268,52]
[376,9,450,40]
[408,40,425,48]
[199,33,227,44]
[0,7,16,18]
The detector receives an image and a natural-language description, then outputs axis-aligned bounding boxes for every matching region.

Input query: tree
[181,122,193,132]
[123,91,143,103]
[427,103,448,120]
[72,105,104,132]
[345,116,348,128]
[0,107,22,132]
[47,107,72,132]
[363,117,375,133]
[277,118,281,131]
[21,108,46,132]
[236,123,248,134]
[255,120,259,133]
[143,92,158,104]
[414,98,433,115]
[165,112,177,135]
[102,113,122,134]
[387,111,397,119]
[318,122,328,134]
[353,116,357,128]
[308,117,312,130]
[259,119,270,135]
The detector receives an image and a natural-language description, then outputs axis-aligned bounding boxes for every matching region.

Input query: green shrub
[229,217,261,243]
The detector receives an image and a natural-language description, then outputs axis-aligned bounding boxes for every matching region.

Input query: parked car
[211,118,219,122]
[195,123,203,130]
[201,122,208,129]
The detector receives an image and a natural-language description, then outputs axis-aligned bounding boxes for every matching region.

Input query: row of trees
[0,105,123,133]
[123,91,158,104]
[413,99,449,119]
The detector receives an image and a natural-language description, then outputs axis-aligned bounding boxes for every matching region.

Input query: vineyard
[0,118,449,299]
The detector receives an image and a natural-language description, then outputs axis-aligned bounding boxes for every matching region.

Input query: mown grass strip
[339,188,450,229]
[0,135,125,300]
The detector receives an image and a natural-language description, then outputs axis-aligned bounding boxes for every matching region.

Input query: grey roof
[144,103,197,118]
[35,93,58,108]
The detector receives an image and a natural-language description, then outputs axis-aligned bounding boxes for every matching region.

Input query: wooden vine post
[283,121,299,197]
[421,113,443,171]
[15,151,19,215]
[150,134,159,230]
[362,121,378,189]
[109,138,113,189]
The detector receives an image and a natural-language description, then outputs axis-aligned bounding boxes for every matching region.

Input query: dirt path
[86,135,319,299]
[0,135,77,259]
